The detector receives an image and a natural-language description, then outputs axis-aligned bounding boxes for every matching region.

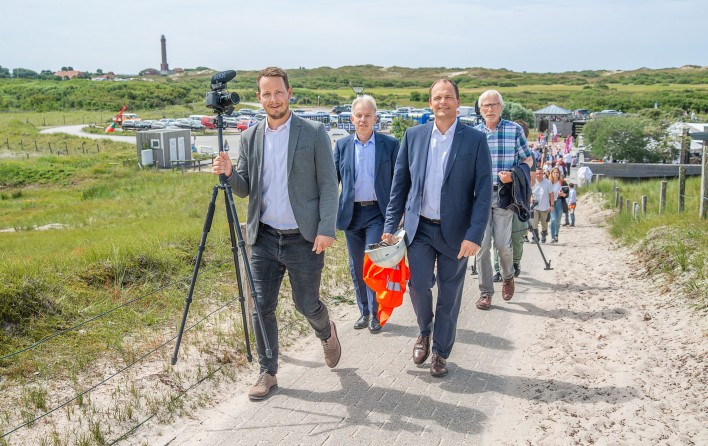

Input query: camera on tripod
[205,70,240,114]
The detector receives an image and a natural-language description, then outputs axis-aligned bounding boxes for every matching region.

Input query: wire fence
[0,255,250,443]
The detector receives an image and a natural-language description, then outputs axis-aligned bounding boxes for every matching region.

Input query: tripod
[172,112,272,365]
[526,213,553,270]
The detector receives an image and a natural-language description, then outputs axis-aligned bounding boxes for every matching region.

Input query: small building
[533,104,573,136]
[136,129,191,168]
[53,70,85,79]
[139,68,160,76]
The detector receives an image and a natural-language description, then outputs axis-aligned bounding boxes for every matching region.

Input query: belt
[259,223,300,236]
[419,215,441,225]
[354,200,378,207]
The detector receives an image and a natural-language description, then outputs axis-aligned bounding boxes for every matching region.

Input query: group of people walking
[212,66,573,400]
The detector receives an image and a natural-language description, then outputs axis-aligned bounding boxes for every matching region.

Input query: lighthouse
[160,35,170,75]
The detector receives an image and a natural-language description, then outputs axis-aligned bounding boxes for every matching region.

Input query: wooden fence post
[660,181,667,214]
[633,202,639,220]
[625,199,630,213]
[642,195,647,216]
[614,188,620,208]
[619,195,624,212]
[678,166,686,213]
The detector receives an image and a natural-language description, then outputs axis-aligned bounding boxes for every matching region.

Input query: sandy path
[486,193,707,445]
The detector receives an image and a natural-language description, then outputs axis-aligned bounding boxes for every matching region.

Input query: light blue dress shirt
[354,133,377,202]
[421,120,457,220]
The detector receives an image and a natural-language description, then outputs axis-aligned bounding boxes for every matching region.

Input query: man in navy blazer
[383,79,492,377]
[334,95,399,332]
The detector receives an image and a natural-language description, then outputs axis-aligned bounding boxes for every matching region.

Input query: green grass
[585,176,707,310]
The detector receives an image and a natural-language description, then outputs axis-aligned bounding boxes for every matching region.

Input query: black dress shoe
[354,315,370,330]
[412,335,430,365]
[513,263,521,278]
[430,353,448,377]
[368,317,381,332]
[493,272,502,282]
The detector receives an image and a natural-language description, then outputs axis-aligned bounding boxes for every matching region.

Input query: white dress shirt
[354,133,377,202]
[421,120,457,220]
[260,114,298,230]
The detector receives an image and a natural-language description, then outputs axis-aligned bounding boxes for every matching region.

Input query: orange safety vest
[363,254,410,327]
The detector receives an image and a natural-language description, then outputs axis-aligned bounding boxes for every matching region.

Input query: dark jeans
[344,204,384,318]
[407,219,468,359]
[250,227,331,374]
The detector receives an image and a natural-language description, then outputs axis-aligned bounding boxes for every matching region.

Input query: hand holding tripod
[172,71,271,365]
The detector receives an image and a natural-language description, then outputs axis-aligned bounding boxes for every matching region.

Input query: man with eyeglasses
[474,90,533,311]
[213,67,341,400]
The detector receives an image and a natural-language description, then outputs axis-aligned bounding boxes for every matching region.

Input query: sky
[1,0,706,75]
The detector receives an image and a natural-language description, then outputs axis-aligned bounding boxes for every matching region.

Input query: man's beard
[267,106,288,121]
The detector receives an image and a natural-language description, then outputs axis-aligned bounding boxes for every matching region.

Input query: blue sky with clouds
[2,0,706,74]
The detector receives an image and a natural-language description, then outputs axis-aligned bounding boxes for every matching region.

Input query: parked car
[236,117,259,131]
[223,116,238,128]
[149,121,166,129]
[121,120,139,130]
[591,110,622,118]
[237,108,256,116]
[573,109,592,119]
[122,120,151,130]
[332,105,351,114]
[175,119,205,130]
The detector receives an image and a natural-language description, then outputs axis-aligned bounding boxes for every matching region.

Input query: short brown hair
[429,79,459,101]
[257,66,290,92]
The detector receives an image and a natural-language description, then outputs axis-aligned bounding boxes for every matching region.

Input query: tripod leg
[527,221,553,270]
[223,191,253,363]
[172,186,220,365]
[222,183,273,359]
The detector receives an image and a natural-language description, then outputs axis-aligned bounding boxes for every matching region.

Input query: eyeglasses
[480,103,500,109]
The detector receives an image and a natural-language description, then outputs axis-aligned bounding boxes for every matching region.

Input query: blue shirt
[421,120,457,220]
[353,132,377,202]
[475,119,530,186]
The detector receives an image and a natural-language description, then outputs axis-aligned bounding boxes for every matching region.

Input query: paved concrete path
[150,235,560,446]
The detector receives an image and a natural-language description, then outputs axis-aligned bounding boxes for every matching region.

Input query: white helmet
[366,229,407,268]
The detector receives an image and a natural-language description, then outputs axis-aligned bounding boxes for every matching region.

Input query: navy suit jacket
[384,121,492,254]
[334,132,400,230]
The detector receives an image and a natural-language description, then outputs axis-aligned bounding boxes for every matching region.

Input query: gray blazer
[227,113,338,245]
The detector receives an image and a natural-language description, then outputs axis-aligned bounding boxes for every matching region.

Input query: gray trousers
[477,206,514,296]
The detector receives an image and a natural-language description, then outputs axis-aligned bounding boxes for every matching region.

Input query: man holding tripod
[212,67,341,400]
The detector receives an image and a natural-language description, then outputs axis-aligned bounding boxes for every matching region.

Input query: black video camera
[205,70,240,114]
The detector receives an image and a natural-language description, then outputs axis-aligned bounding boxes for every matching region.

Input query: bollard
[660,181,667,214]
[626,199,630,213]
[633,202,638,220]
[642,195,647,216]
[615,188,619,208]
[619,196,624,212]
[678,166,686,213]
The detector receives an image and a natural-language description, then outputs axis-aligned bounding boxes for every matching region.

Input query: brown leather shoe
[476,294,492,310]
[430,353,448,377]
[502,277,515,301]
[248,372,277,400]
[321,321,341,368]
[412,335,430,365]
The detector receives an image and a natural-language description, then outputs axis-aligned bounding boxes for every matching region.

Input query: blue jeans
[250,226,331,374]
[344,204,384,318]
[550,198,564,239]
